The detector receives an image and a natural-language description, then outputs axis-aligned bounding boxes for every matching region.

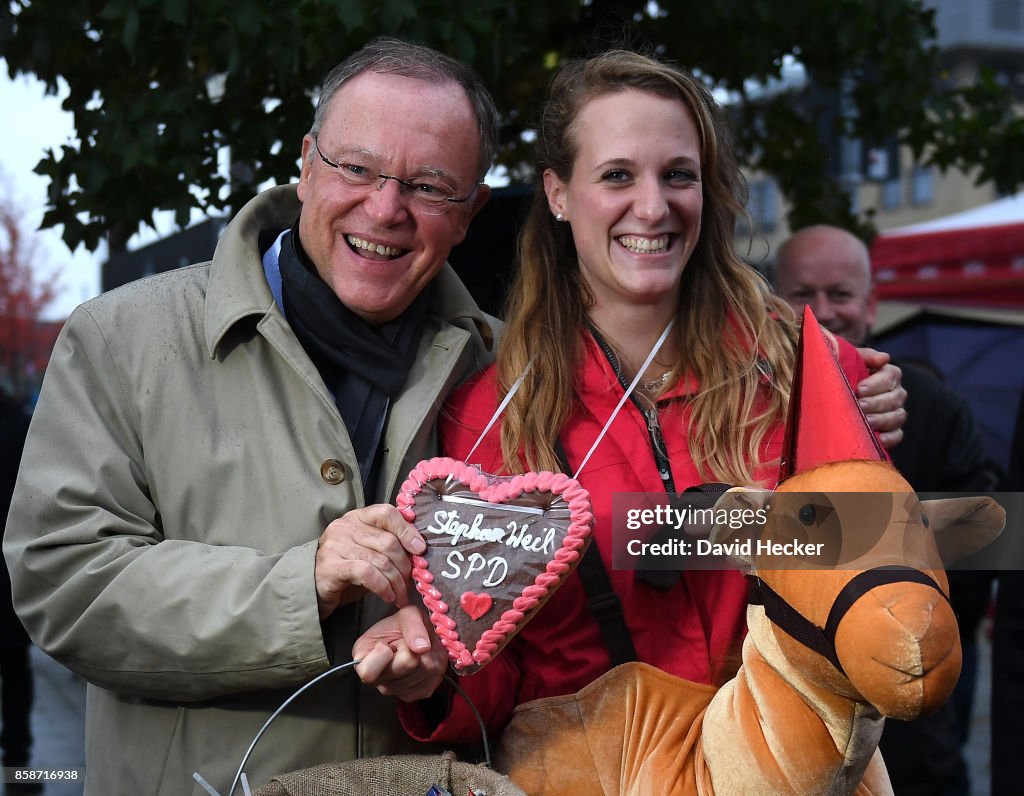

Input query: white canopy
[887,193,1024,234]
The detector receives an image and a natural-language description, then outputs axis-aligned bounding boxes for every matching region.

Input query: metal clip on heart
[192,660,493,796]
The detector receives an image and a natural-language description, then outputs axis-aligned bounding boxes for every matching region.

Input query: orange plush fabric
[495,459,1004,795]
[495,662,714,795]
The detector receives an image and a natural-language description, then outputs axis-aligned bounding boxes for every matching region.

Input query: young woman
[399,49,880,743]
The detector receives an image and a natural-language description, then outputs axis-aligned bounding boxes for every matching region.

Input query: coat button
[320,459,346,485]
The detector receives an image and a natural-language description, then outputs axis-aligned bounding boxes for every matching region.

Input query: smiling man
[773,224,876,345]
[296,70,489,325]
[2,38,496,795]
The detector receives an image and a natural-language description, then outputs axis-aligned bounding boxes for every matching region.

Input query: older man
[775,223,1000,796]
[3,38,496,794]
[774,224,878,344]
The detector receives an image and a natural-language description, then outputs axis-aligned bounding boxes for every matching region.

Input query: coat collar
[205,185,299,359]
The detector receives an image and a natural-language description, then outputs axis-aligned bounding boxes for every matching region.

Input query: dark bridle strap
[824,566,948,642]
[747,575,844,672]
[747,566,948,676]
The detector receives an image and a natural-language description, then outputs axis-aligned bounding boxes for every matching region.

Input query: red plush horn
[778,306,885,481]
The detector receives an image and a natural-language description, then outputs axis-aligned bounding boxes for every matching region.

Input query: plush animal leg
[858,750,895,796]
[700,608,890,795]
[495,662,717,796]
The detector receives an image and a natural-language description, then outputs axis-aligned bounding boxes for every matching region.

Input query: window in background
[910,166,935,206]
[881,178,903,211]
[747,177,780,233]
[992,0,1023,31]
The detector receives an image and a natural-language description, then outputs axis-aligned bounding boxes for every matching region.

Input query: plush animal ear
[922,496,1005,564]
[708,487,770,570]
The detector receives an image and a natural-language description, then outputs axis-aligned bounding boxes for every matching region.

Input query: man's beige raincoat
[3,185,496,794]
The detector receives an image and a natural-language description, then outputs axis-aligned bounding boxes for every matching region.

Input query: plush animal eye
[799,504,816,525]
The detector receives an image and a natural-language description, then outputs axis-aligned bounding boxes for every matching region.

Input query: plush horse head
[696,462,1001,795]
[494,308,1004,796]
[739,461,968,721]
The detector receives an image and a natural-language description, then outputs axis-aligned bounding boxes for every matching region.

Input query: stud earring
[555,213,564,222]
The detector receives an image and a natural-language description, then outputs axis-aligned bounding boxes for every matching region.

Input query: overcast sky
[0,60,104,321]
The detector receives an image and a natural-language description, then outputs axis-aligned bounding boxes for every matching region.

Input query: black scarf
[278,224,431,497]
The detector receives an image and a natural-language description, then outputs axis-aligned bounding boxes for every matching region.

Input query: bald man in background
[774,224,1002,796]
[774,226,878,345]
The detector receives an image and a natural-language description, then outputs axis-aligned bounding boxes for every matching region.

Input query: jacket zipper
[587,326,677,495]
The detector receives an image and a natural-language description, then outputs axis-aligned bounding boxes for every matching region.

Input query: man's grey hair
[309,37,499,182]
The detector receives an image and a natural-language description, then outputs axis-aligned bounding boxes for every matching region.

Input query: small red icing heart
[397,457,593,674]
[460,591,493,620]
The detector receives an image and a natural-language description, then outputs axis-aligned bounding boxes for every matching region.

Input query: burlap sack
[252,750,527,796]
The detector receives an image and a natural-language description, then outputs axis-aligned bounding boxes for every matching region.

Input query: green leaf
[122,6,139,50]
[99,0,125,21]
[163,0,188,26]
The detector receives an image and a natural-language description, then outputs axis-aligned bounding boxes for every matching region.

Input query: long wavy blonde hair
[497,50,797,485]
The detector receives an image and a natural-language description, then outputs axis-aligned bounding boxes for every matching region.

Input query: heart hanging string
[462,318,676,479]
[569,319,675,479]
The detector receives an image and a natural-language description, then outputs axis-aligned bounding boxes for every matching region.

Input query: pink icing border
[396,457,594,671]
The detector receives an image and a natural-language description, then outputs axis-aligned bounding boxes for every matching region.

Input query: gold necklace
[637,370,673,392]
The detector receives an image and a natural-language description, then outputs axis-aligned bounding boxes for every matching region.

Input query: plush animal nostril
[867,587,959,671]
[876,589,943,641]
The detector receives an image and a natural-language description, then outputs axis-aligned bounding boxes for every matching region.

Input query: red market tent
[868,198,1024,471]
[870,194,1024,308]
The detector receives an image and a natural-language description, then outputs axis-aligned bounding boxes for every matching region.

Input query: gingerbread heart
[397,457,594,674]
